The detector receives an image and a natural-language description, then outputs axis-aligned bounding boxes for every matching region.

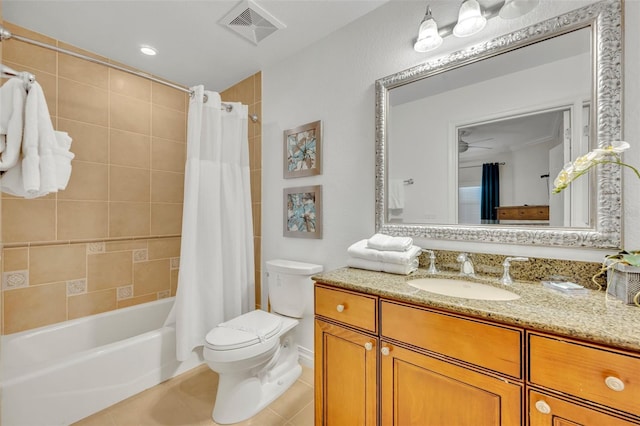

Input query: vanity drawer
[381,301,522,378]
[529,333,640,417]
[315,284,378,333]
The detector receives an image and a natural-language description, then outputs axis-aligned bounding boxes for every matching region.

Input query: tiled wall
[221,73,262,309]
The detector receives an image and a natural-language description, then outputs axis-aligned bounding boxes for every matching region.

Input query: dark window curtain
[481,162,500,224]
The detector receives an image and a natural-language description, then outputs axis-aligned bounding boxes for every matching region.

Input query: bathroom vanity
[313,268,640,426]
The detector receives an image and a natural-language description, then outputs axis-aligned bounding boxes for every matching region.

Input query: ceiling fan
[458,130,494,153]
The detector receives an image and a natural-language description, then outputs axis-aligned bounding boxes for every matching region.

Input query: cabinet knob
[605,376,625,392]
[381,346,390,356]
[336,304,345,312]
[364,342,373,351]
[535,400,551,414]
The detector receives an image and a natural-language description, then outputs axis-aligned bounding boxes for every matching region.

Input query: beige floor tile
[233,408,288,426]
[288,401,315,426]
[72,409,116,426]
[268,380,314,421]
[299,366,314,387]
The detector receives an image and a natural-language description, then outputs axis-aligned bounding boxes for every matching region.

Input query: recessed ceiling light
[140,45,157,56]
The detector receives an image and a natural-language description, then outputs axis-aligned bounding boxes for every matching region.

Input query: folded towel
[388,179,405,209]
[348,239,421,265]
[347,257,418,275]
[0,78,27,171]
[367,233,413,252]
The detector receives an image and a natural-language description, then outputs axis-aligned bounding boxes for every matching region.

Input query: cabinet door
[314,319,377,426]
[529,390,637,426]
[381,342,522,426]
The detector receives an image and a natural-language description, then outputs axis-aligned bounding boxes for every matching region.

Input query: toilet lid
[205,310,283,351]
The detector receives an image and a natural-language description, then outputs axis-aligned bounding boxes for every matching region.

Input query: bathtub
[0,297,204,426]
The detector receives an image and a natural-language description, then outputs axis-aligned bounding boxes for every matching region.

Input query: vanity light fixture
[499,0,540,19]
[414,6,443,52]
[140,45,157,56]
[452,0,487,38]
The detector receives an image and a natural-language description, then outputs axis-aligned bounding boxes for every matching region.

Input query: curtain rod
[0,25,259,123]
[459,162,506,169]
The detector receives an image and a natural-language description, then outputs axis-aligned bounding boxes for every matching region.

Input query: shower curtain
[167,86,255,362]
[481,162,500,224]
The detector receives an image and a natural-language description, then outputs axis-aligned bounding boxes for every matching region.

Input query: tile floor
[73,364,315,426]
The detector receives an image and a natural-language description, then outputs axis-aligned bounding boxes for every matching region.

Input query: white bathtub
[0,297,204,426]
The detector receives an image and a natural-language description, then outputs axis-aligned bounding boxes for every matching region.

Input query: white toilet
[204,259,323,424]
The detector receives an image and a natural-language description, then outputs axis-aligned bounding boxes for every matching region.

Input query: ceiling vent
[221,0,286,45]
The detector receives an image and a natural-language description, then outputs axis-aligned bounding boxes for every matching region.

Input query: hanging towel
[367,233,413,252]
[22,81,58,195]
[347,257,418,275]
[1,131,73,198]
[0,78,27,171]
[388,179,405,209]
[348,239,421,265]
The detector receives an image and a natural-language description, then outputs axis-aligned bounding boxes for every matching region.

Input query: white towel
[22,81,58,195]
[0,78,27,171]
[348,239,421,265]
[367,233,413,252]
[388,179,404,209]
[347,257,418,275]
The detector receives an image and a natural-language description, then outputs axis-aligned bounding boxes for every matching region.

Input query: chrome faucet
[500,257,529,285]
[456,252,475,277]
[422,249,439,274]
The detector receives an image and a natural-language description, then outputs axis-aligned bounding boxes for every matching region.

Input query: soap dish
[542,280,589,295]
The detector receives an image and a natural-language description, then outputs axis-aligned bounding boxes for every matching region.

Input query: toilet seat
[205,310,283,351]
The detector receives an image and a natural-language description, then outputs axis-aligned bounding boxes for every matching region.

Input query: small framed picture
[284,120,322,178]
[283,185,322,239]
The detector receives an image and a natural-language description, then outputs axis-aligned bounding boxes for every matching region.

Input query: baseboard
[297,345,314,368]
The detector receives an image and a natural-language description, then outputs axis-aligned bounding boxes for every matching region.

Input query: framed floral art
[284,120,322,178]
[283,185,322,239]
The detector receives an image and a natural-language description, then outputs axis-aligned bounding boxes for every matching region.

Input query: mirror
[375,0,622,248]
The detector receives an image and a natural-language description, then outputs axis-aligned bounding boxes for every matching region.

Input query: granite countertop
[313,267,640,353]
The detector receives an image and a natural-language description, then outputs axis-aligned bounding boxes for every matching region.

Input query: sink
[407,278,520,301]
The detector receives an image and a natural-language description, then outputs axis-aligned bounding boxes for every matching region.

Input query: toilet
[204,259,323,424]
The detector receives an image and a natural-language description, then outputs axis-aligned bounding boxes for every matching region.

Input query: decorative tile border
[133,249,149,263]
[158,290,170,299]
[170,257,180,270]
[66,279,87,296]
[2,270,29,290]
[117,285,133,300]
[87,242,106,254]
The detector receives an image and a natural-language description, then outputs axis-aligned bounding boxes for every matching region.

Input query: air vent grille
[221,0,286,45]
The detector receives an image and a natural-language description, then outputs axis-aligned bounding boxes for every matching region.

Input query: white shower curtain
[168,86,255,361]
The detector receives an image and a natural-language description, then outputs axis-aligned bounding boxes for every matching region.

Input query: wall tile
[252,202,261,237]
[110,166,150,202]
[58,161,108,201]
[250,102,262,139]
[87,251,133,291]
[58,78,109,126]
[152,82,186,112]
[150,203,182,236]
[30,244,86,285]
[2,248,28,271]
[2,60,57,116]
[1,23,57,74]
[3,282,67,334]
[255,71,262,102]
[133,259,170,295]
[110,69,151,101]
[234,75,254,106]
[151,171,184,203]
[109,202,151,237]
[250,135,262,171]
[151,138,185,172]
[250,169,261,202]
[57,201,108,240]
[152,105,185,142]
[57,119,108,164]
[58,44,109,89]
[106,240,148,252]
[2,199,56,243]
[118,293,157,309]
[110,92,151,135]
[110,129,150,168]
[148,237,181,260]
[68,289,117,320]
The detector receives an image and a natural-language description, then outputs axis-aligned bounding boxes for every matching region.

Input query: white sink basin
[407,278,520,301]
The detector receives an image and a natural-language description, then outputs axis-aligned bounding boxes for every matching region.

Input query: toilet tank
[266,259,323,318]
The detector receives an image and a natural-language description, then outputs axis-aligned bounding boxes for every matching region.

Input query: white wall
[262,0,640,355]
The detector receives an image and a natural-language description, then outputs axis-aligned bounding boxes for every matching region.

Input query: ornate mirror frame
[375,0,622,249]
